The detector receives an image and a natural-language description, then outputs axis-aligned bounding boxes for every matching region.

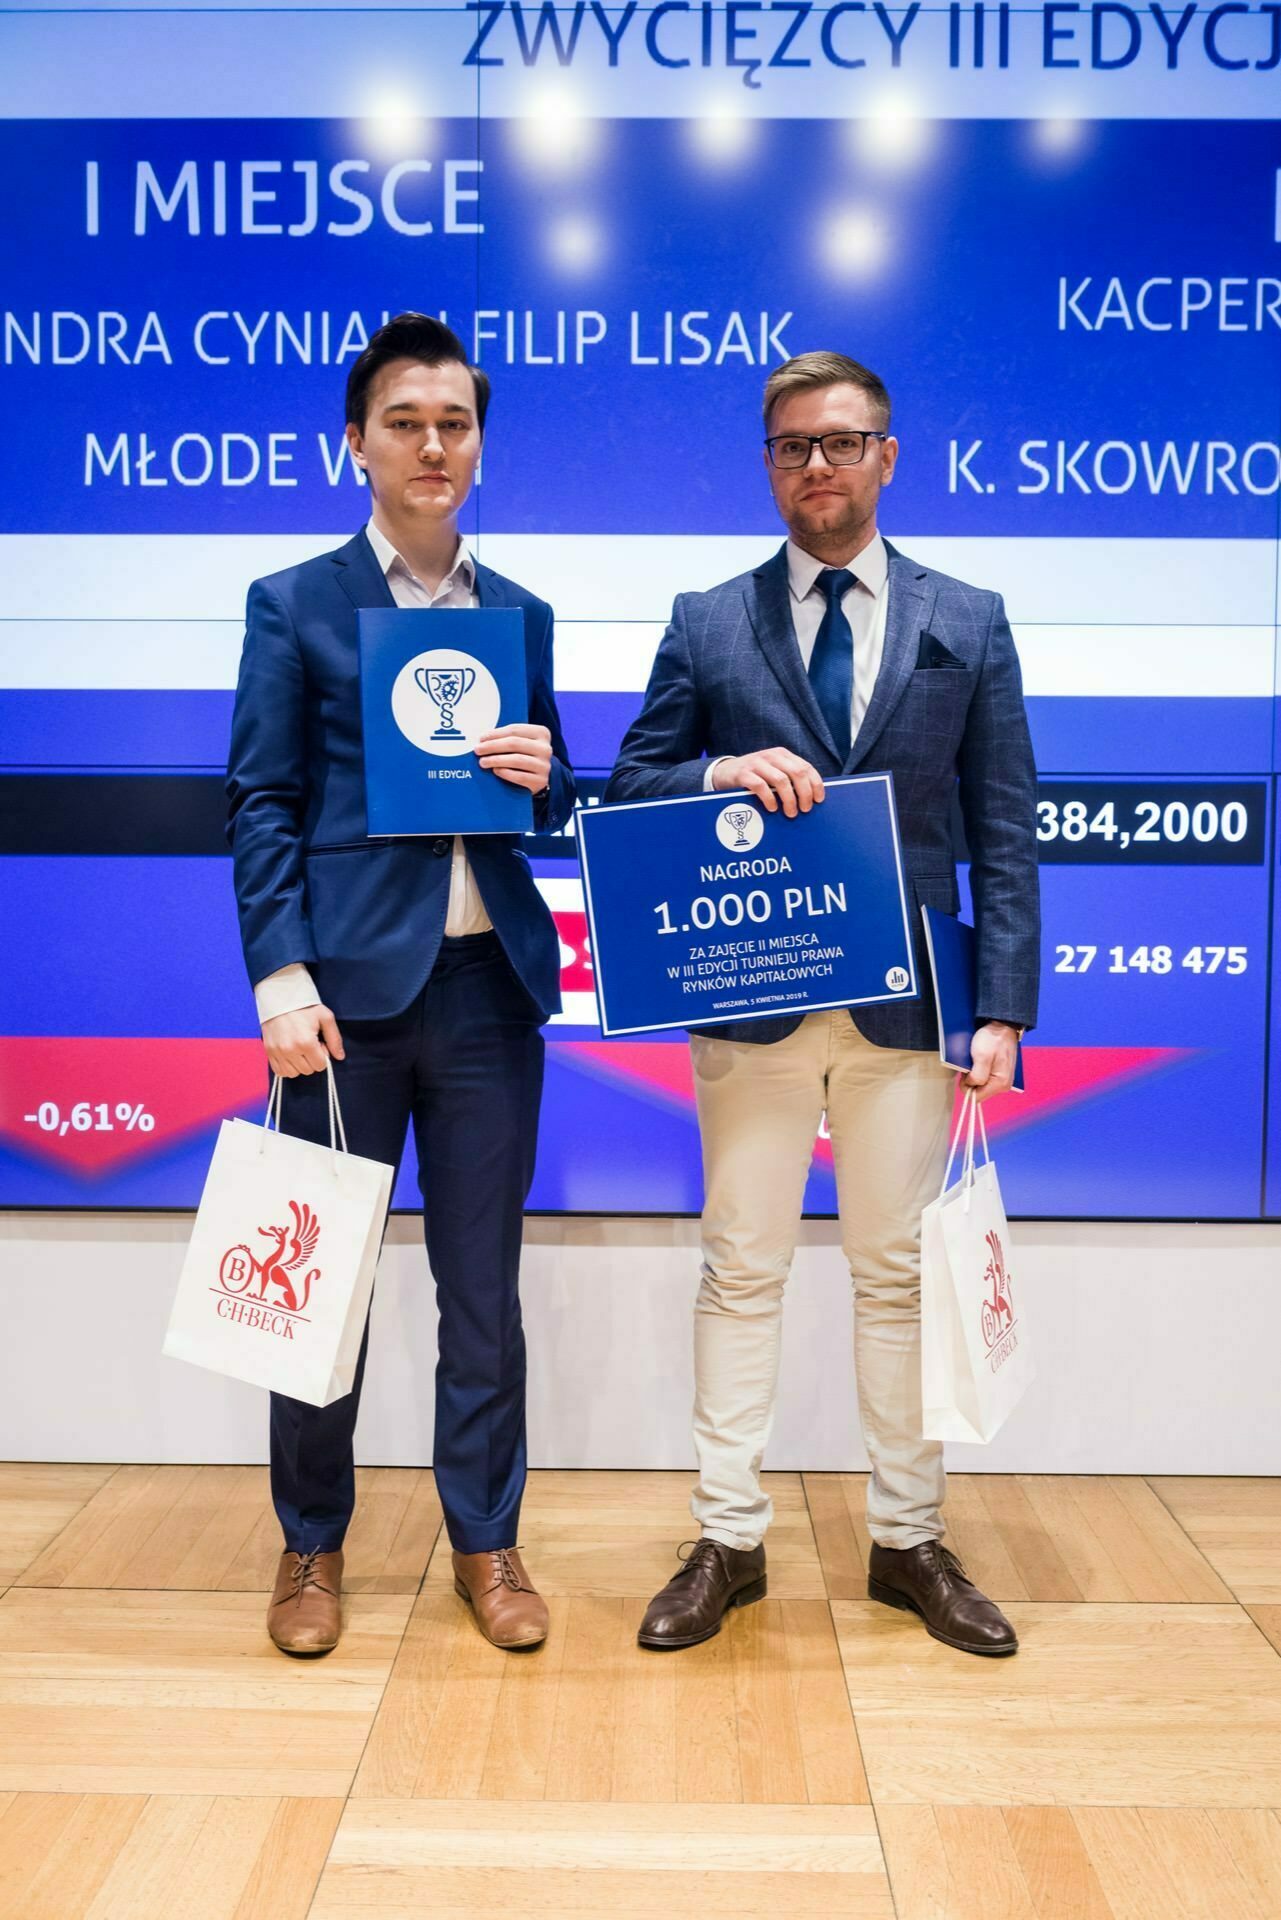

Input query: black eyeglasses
[764,429,889,470]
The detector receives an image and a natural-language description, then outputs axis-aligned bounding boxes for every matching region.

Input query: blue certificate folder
[921,907,1025,1092]
[577,774,918,1038]
[358,607,532,836]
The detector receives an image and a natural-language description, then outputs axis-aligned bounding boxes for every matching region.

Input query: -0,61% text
[22,1102,156,1138]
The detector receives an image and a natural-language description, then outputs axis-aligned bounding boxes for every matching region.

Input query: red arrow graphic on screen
[2,1034,1197,1180]
[552,1039,1195,1160]
[0,1037,266,1176]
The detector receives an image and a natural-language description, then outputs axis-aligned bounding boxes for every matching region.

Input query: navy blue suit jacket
[226,529,575,1023]
[605,540,1040,1049]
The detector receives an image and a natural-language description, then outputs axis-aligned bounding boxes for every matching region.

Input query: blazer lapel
[473,560,509,611]
[744,545,841,762]
[332,528,397,612]
[847,543,936,771]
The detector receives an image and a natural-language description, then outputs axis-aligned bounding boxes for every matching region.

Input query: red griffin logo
[218,1201,321,1315]
[980,1229,1016,1352]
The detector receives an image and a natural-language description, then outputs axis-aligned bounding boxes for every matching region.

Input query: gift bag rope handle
[939,1087,992,1205]
[261,1058,350,1167]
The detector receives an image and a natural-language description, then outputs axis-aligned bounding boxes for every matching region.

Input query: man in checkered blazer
[606,351,1040,1658]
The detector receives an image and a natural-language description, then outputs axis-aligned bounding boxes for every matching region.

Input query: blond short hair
[763,352,891,432]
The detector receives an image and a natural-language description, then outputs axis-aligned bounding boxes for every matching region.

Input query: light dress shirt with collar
[703,530,890,791]
[253,519,492,1027]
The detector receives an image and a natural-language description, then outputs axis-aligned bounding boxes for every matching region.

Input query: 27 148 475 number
[1054,945,1248,975]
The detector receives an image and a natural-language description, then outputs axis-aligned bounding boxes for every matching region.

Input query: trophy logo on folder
[389,647,499,758]
[416,663,477,741]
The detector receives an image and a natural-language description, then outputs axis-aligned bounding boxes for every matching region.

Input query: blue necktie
[808,567,855,761]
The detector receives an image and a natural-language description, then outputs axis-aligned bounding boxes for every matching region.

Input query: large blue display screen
[1,8,1278,1217]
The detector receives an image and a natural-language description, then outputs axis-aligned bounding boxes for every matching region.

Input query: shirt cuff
[254,963,321,1026]
[703,757,731,793]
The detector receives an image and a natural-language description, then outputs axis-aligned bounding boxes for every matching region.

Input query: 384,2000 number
[1037,798,1248,847]
[1030,784,1265,865]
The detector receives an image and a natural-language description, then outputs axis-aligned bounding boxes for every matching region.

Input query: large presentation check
[577,775,918,1037]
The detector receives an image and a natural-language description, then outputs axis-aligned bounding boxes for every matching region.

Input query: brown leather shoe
[267,1548,343,1656]
[868,1540,1017,1655]
[452,1547,549,1650]
[637,1539,766,1650]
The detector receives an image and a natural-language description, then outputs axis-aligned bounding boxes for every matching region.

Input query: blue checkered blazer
[604,540,1040,1049]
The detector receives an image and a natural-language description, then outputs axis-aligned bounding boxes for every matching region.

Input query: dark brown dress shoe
[868,1540,1017,1656]
[452,1547,549,1650]
[267,1548,343,1656]
[637,1539,766,1650]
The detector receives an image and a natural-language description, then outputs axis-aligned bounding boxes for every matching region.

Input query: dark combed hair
[344,312,491,432]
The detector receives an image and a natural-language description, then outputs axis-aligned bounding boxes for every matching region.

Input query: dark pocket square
[915,632,967,670]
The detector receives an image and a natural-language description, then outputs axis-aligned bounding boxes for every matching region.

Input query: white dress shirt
[253,520,492,1026]
[704,531,890,791]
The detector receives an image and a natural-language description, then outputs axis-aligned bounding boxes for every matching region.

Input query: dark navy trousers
[268,932,544,1555]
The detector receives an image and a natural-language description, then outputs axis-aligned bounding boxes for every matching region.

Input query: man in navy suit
[607,352,1039,1657]
[227,314,574,1655]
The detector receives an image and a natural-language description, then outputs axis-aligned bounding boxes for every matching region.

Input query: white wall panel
[3,1212,1277,1475]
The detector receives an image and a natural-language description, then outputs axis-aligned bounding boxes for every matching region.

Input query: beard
[789,493,868,543]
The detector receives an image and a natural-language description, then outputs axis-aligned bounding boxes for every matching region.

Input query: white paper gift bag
[921,1090,1034,1444]
[163,1065,394,1408]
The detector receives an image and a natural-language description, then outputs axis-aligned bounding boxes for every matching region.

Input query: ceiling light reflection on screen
[509,91,600,174]
[687,106,759,167]
[851,97,934,171]
[359,94,435,158]
[820,207,888,280]
[547,214,603,272]
[1031,116,1090,161]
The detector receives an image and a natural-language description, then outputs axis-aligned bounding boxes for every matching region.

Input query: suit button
[432,838,451,857]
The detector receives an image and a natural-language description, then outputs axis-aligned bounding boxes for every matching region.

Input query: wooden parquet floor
[1,1465,1279,1917]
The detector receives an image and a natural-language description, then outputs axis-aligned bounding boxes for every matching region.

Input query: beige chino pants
[689,1008,957,1550]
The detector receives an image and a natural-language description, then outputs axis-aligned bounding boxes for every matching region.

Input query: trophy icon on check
[724,806,755,848]
[415,664,477,741]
